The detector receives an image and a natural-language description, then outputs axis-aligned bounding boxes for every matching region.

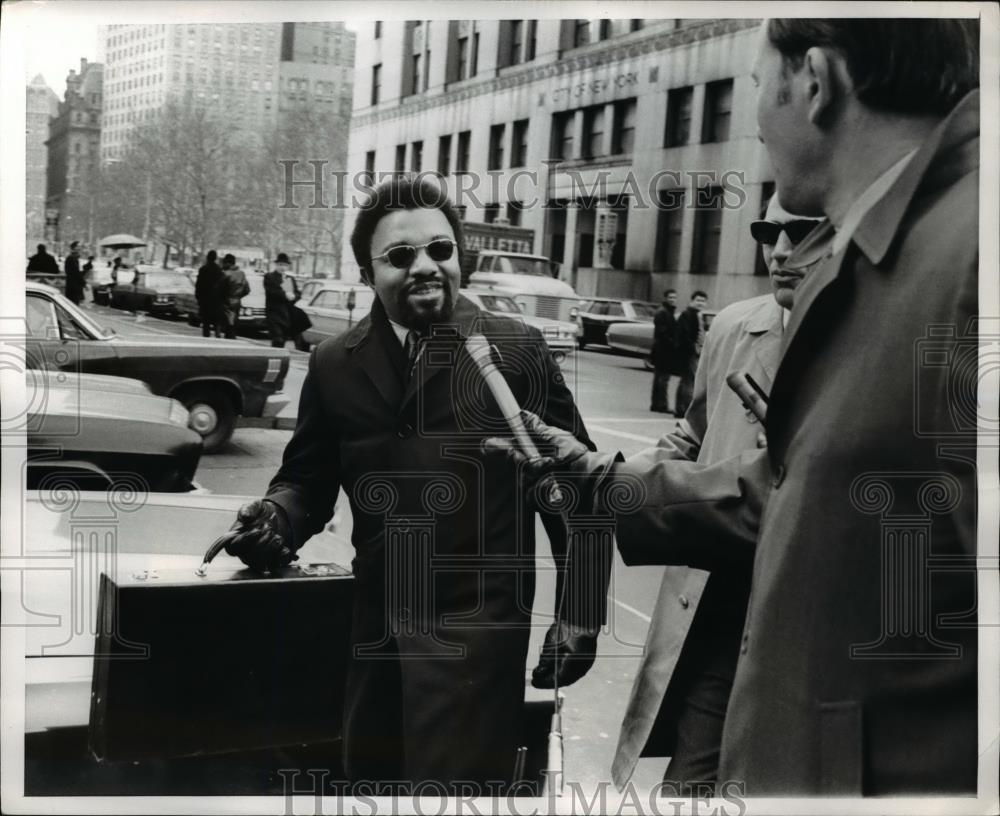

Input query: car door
[25,290,120,377]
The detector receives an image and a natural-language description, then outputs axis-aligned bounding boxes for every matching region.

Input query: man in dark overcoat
[222,176,607,790]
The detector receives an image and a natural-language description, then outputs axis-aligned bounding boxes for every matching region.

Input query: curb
[237,416,298,431]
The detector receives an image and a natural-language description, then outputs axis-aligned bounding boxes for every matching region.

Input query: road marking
[589,425,660,444]
[612,596,652,623]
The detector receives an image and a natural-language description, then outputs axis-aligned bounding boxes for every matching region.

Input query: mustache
[402,276,451,296]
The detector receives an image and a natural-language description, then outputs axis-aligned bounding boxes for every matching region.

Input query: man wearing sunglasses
[219,175,605,791]
[609,195,821,795]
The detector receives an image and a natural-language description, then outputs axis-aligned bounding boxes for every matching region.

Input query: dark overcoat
[614,91,980,795]
[267,294,597,785]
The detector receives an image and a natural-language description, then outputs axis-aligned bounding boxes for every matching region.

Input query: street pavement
[85,302,684,790]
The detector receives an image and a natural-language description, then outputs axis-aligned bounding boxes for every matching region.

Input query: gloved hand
[531,620,600,689]
[222,498,298,573]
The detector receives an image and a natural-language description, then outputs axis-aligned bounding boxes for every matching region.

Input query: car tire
[178,385,236,454]
[577,337,587,350]
[187,314,201,327]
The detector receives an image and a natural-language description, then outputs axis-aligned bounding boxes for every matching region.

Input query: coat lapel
[346,299,406,410]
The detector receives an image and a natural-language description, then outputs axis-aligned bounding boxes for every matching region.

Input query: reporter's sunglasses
[370,239,458,269]
[750,219,821,246]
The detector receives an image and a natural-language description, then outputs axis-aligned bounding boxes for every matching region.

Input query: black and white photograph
[1,1,998,814]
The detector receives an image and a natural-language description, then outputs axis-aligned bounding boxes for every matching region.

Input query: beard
[395,276,456,333]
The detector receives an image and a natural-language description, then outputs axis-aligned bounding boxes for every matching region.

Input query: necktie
[405,330,424,381]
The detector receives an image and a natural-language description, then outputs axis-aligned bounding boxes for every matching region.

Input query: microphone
[464,333,542,459]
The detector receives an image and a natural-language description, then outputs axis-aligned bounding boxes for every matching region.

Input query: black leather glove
[531,620,599,689]
[482,410,620,501]
[222,498,298,573]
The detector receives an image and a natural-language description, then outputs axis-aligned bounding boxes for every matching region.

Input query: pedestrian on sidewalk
[195,250,225,338]
[649,288,681,414]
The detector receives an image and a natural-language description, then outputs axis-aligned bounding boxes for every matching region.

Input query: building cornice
[353,18,759,128]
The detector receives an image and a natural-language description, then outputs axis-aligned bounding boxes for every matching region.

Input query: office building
[26,75,60,251]
[343,18,774,305]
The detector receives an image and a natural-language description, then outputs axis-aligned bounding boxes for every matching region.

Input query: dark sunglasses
[371,239,457,269]
[750,219,821,246]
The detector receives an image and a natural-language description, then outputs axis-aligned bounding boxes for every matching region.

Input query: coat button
[771,465,786,488]
[396,423,414,439]
[678,595,690,609]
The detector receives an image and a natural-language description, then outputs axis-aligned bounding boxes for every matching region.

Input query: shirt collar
[388,318,410,348]
[830,149,917,258]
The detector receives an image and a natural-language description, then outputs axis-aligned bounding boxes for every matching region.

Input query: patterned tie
[405,330,424,381]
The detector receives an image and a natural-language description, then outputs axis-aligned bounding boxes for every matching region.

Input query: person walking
[82,255,95,304]
[649,288,681,413]
[63,242,85,305]
[673,291,708,417]
[26,244,59,276]
[219,253,250,339]
[195,250,225,338]
[264,252,294,348]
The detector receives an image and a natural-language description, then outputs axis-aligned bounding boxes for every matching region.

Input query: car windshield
[477,295,522,314]
[42,290,115,339]
[631,303,659,320]
[505,257,552,277]
[141,272,192,289]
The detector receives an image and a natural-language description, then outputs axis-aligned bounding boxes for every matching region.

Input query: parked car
[27,371,202,492]
[299,283,375,347]
[576,298,659,349]
[606,310,718,369]
[107,266,195,318]
[461,288,579,358]
[25,282,289,452]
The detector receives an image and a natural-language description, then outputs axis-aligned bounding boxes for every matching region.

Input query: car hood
[468,273,578,299]
[108,334,290,359]
[30,385,187,426]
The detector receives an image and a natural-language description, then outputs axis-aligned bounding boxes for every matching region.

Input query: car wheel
[577,337,587,350]
[179,386,236,454]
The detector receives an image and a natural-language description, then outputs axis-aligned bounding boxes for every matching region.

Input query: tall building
[45,59,103,251]
[101,22,355,159]
[26,75,60,252]
[343,18,773,306]
[99,22,355,275]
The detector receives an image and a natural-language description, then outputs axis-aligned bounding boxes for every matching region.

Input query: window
[438,134,451,175]
[374,21,382,39]
[599,20,611,40]
[665,85,693,147]
[656,189,686,272]
[488,124,505,171]
[456,130,471,172]
[574,20,590,47]
[582,106,605,159]
[471,32,479,76]
[551,111,575,160]
[611,99,636,154]
[26,295,58,338]
[395,144,406,173]
[702,78,733,143]
[510,20,523,65]
[484,204,500,223]
[630,19,644,32]
[693,187,724,274]
[411,54,421,95]
[410,140,422,172]
[371,63,381,105]
[511,119,529,167]
[457,36,468,79]
[526,20,537,60]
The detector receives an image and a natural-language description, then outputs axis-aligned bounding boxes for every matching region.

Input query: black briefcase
[89,563,354,763]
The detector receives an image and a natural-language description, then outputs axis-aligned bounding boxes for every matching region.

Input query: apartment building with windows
[45,59,103,250]
[26,75,60,250]
[100,22,355,161]
[343,17,774,306]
